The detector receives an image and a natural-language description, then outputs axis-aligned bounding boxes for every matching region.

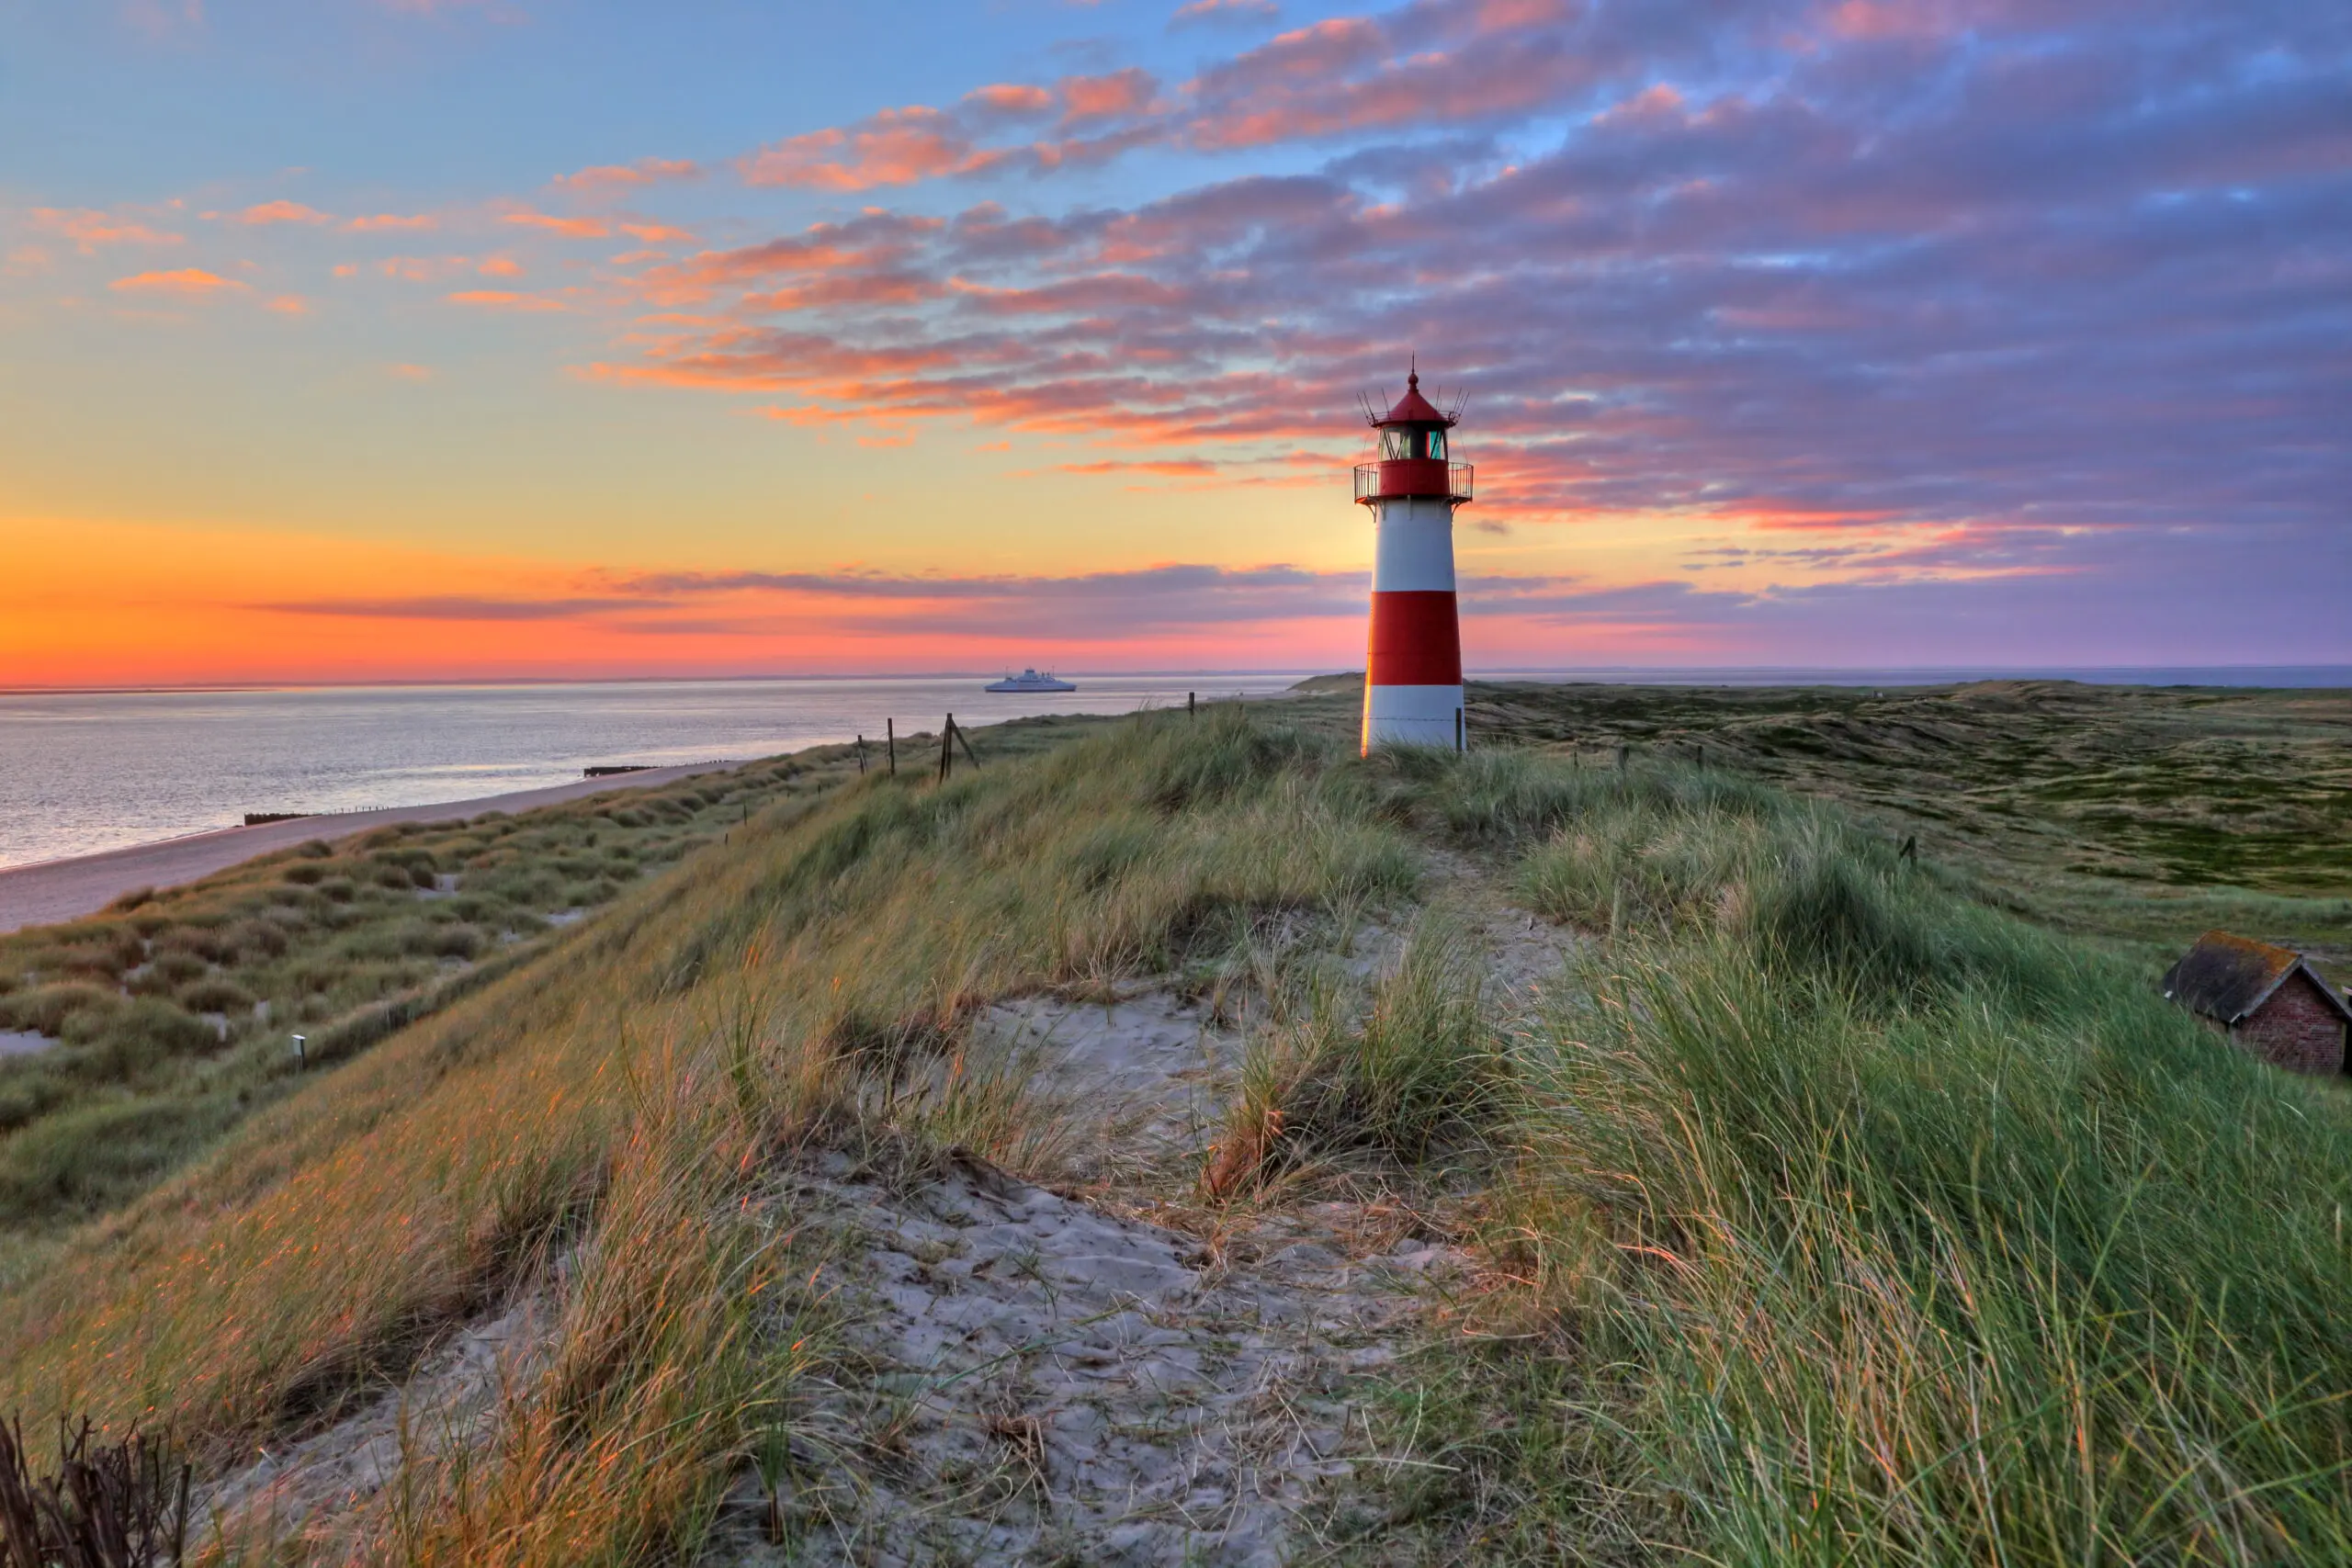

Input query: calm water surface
[0,676,1304,870]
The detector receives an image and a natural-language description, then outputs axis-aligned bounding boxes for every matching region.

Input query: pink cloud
[553,157,701,192]
[446,288,568,311]
[964,83,1056,116]
[1059,68,1159,125]
[108,267,246,298]
[266,294,310,314]
[1171,0,1281,24]
[346,213,439,232]
[237,200,334,226]
[476,254,525,277]
[503,210,612,239]
[28,208,183,254]
[738,107,1004,190]
[617,220,697,244]
[380,254,471,281]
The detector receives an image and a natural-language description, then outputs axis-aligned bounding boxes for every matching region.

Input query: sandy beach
[0,761,733,936]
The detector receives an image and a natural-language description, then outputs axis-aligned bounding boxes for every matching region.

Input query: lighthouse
[1354,367,1473,754]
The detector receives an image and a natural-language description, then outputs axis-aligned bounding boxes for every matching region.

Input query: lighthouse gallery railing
[1353,460,1474,505]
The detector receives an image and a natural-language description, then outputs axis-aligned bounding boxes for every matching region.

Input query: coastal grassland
[5,696,2347,1563]
[0,705,1415,1563]
[1338,749,2352,1562]
[0,749,882,1262]
[1447,676,2352,968]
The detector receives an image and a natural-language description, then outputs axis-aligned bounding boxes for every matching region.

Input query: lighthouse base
[1362,682,1465,755]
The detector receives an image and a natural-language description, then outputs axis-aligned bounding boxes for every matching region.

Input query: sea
[3,667,2344,872]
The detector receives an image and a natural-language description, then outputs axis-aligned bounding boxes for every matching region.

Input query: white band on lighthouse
[1372,499,1457,591]
[1364,683,1464,750]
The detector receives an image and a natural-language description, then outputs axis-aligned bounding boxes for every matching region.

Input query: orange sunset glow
[2,0,2342,684]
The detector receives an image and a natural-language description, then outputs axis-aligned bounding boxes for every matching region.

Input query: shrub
[0,1094,239,1223]
[316,876,356,904]
[281,863,328,886]
[152,925,232,964]
[222,917,289,963]
[177,977,255,1014]
[437,925,485,961]
[1,984,119,1039]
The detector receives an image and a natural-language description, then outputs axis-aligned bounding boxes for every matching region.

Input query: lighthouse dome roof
[1374,368,1453,428]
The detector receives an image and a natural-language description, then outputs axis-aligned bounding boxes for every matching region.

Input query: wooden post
[956,719,983,771]
[887,717,896,777]
[855,735,866,774]
[939,715,955,784]
[1188,691,1196,716]
[1617,744,1629,772]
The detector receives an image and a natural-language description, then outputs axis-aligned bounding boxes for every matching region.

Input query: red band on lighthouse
[1367,592,1463,686]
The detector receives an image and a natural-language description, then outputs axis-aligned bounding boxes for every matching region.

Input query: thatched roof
[2162,931,2352,1026]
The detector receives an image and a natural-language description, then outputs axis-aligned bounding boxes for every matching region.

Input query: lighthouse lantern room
[1353,367,1473,755]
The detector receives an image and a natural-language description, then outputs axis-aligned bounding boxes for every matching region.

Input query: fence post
[956,721,983,771]
[855,735,866,774]
[887,717,896,777]
[1189,691,1196,717]
[939,715,955,784]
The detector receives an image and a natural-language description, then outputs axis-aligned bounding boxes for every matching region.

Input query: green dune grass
[1,700,2346,1563]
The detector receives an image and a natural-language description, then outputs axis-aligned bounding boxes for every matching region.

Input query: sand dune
[0,762,733,936]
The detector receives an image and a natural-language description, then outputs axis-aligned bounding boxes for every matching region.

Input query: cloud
[385,362,434,380]
[502,209,611,238]
[238,562,1379,640]
[446,288,568,311]
[738,106,1004,191]
[266,294,310,314]
[28,208,183,254]
[237,199,333,226]
[108,267,245,297]
[553,157,701,192]
[1171,0,1280,27]
[345,213,438,232]
[579,0,2348,636]
[253,595,649,621]
[616,220,696,244]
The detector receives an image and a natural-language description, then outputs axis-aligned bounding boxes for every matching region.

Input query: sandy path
[0,762,735,935]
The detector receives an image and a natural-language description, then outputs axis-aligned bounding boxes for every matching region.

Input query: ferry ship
[984,668,1078,694]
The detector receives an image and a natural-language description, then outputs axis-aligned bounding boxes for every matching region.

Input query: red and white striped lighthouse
[1354,367,1473,754]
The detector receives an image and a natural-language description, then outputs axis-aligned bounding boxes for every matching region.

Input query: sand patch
[0,1029,54,1057]
[196,1296,548,1551]
[708,1150,1456,1566]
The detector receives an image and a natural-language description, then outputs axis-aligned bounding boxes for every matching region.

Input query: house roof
[2162,930,2352,1026]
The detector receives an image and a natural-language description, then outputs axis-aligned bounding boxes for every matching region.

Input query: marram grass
[3,711,2346,1564]
[0,705,1412,1565]
[1392,753,2352,1564]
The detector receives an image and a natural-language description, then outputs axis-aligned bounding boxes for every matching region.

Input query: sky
[1,0,2345,685]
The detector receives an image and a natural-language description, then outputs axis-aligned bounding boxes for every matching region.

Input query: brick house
[2161,931,2352,1077]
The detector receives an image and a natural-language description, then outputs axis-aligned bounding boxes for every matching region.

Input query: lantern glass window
[1381,426,1446,460]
